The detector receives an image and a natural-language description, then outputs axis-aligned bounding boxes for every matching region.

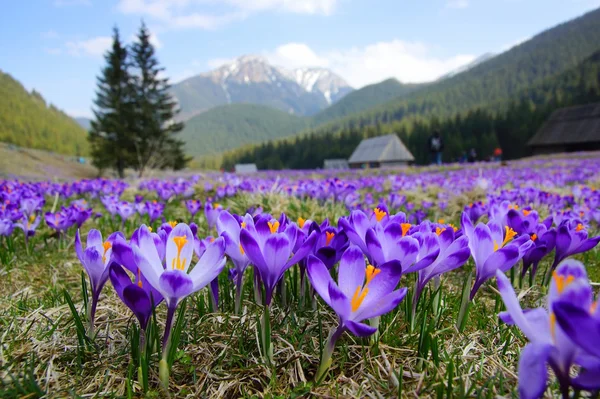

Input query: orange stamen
[241,221,246,229]
[171,235,188,270]
[102,241,112,264]
[522,209,531,216]
[438,219,445,224]
[239,244,245,255]
[325,231,335,246]
[553,271,575,294]
[374,207,387,222]
[297,217,306,228]
[436,227,446,236]
[531,234,537,241]
[365,264,381,284]
[137,269,143,288]
[401,223,411,237]
[268,220,280,234]
[168,220,177,228]
[575,223,584,232]
[351,286,369,312]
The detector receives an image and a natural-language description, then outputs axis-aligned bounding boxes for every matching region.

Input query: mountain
[170,55,352,120]
[179,103,309,156]
[312,78,425,125]
[221,48,600,170]
[438,53,496,80]
[75,117,92,131]
[0,70,88,156]
[220,7,600,169]
[285,67,354,104]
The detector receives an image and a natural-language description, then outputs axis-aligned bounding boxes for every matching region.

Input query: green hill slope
[312,79,424,125]
[0,70,88,155]
[180,103,309,156]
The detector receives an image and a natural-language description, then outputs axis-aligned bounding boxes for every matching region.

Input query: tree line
[89,24,189,178]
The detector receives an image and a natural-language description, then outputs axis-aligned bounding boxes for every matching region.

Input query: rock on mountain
[170,55,353,121]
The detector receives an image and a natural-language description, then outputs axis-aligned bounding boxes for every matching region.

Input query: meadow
[1,157,600,398]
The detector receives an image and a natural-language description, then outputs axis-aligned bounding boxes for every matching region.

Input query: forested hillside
[179,103,309,156]
[0,70,88,156]
[311,79,424,125]
[221,49,600,169]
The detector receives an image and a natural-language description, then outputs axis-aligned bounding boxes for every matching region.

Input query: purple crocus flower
[365,221,419,270]
[185,199,202,219]
[552,220,600,269]
[132,223,225,353]
[217,211,253,313]
[15,214,41,240]
[413,228,471,308]
[75,229,124,332]
[240,216,317,306]
[204,202,223,230]
[496,260,600,398]
[109,263,163,330]
[0,219,14,236]
[307,247,406,381]
[193,234,221,311]
[146,201,164,224]
[461,212,533,299]
[116,201,135,224]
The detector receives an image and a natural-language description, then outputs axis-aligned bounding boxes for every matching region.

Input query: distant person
[493,147,503,162]
[460,151,468,163]
[468,148,477,163]
[428,130,444,165]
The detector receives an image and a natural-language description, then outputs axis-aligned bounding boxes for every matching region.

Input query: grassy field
[0,161,599,398]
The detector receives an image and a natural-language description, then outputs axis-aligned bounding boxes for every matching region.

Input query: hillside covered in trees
[221,48,600,170]
[180,103,310,156]
[0,70,88,156]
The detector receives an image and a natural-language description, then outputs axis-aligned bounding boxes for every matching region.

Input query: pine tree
[89,27,134,178]
[130,22,189,177]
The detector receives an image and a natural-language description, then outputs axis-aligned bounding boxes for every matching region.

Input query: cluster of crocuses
[75,198,600,391]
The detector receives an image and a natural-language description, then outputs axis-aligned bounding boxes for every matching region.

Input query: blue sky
[1,0,599,118]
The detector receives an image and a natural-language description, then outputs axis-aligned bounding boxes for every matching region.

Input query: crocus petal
[481,245,520,279]
[122,285,152,329]
[471,223,494,268]
[111,237,137,274]
[132,242,163,293]
[86,229,103,254]
[496,270,538,342]
[165,223,194,273]
[108,263,130,300]
[263,234,292,294]
[306,255,335,306]
[553,301,600,358]
[328,281,350,321]
[365,228,385,266]
[354,287,407,321]
[337,246,366,299]
[216,210,240,237]
[189,237,226,291]
[285,230,318,269]
[357,259,402,313]
[345,320,377,337]
[518,342,552,399]
[239,229,267,272]
[83,247,105,291]
[75,229,84,263]
[158,270,194,304]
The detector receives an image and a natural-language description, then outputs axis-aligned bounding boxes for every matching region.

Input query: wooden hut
[527,103,600,154]
[348,134,414,168]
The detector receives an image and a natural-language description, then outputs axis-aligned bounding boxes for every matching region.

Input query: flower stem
[234,269,245,315]
[315,325,346,382]
[260,304,273,365]
[160,302,178,387]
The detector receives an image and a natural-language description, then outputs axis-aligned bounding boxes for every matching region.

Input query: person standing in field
[429,130,444,165]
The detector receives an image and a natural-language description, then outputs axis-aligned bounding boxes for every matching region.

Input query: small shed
[323,159,349,170]
[527,103,600,155]
[348,134,414,169]
[234,163,258,174]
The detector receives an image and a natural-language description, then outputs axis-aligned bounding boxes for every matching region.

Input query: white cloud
[257,41,476,87]
[54,0,91,6]
[130,32,163,49]
[116,0,337,30]
[446,0,469,9]
[500,36,530,52]
[66,36,112,58]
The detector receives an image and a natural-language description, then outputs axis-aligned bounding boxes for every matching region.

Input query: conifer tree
[130,22,189,177]
[89,27,134,178]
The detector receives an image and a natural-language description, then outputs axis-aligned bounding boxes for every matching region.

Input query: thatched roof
[348,134,415,164]
[528,103,600,147]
